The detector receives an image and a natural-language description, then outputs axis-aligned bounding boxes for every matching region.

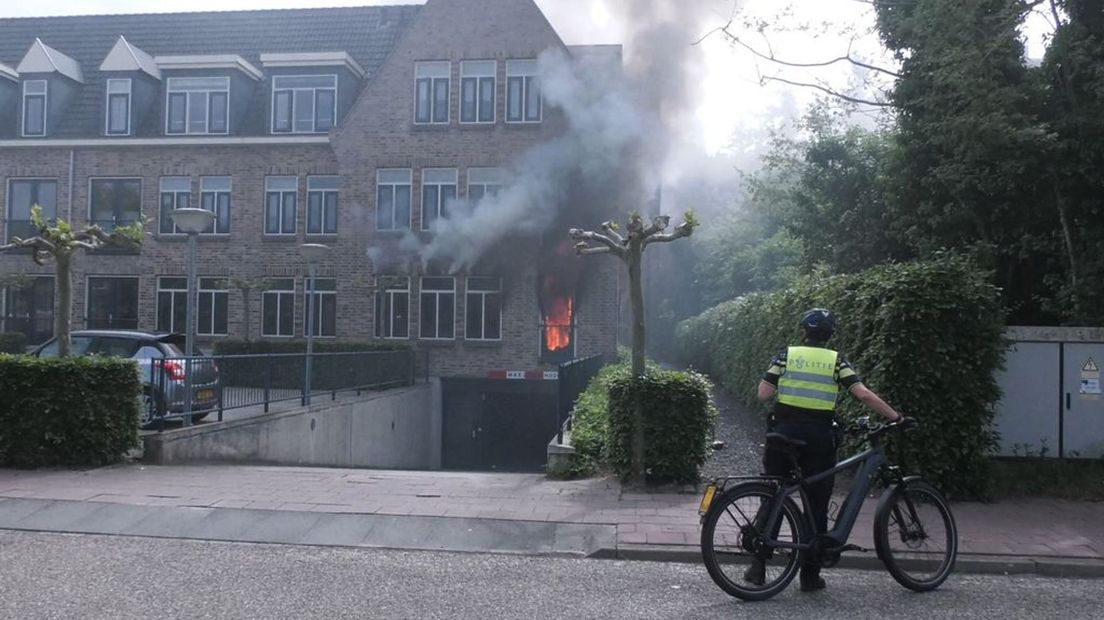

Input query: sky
[0,0,1056,158]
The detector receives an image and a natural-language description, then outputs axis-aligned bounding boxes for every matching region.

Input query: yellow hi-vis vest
[777,346,839,411]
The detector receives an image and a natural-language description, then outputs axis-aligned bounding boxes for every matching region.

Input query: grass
[987,457,1104,501]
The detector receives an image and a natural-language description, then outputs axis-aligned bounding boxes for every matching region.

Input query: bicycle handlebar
[843,415,917,440]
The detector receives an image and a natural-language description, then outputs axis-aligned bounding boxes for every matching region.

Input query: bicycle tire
[700,482,808,601]
[874,480,957,591]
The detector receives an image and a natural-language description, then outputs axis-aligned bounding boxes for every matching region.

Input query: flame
[545,296,574,352]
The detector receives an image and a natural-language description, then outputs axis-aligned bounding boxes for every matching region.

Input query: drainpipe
[67,149,74,222]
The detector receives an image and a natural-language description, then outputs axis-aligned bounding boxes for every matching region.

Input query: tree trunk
[55,252,72,357]
[627,240,646,484]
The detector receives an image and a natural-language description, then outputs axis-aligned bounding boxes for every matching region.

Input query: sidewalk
[0,464,1101,576]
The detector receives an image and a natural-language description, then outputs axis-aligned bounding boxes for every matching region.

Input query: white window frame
[271,74,338,134]
[375,276,410,340]
[156,276,188,333]
[264,176,298,236]
[460,60,496,125]
[165,76,230,136]
[376,169,412,231]
[22,79,47,137]
[506,60,542,124]
[414,61,450,125]
[105,78,132,136]
[466,167,503,202]
[262,278,296,338]
[419,276,455,341]
[197,277,229,336]
[200,176,232,235]
[158,177,191,235]
[85,275,141,331]
[306,176,339,235]
[302,277,336,338]
[465,276,502,341]
[420,168,457,231]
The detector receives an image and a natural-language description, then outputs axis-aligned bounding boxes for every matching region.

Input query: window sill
[504,121,542,129]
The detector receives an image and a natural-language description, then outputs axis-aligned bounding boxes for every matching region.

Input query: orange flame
[545,297,574,351]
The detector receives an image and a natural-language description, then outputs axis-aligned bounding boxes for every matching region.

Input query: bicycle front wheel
[874,480,958,591]
[700,482,807,601]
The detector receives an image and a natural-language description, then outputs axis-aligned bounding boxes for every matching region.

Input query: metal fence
[147,349,423,431]
[556,353,609,444]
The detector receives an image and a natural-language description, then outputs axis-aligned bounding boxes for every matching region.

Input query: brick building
[0,0,621,388]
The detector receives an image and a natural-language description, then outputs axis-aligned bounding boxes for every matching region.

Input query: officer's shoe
[799,567,826,592]
[743,558,766,586]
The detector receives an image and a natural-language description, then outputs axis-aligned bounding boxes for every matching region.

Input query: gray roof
[0,5,421,137]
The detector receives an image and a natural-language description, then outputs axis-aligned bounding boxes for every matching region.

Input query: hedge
[607,368,717,485]
[0,354,140,467]
[676,253,1005,498]
[0,332,27,354]
[568,362,630,478]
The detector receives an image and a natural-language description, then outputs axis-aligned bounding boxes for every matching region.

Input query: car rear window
[36,336,94,357]
[93,337,142,358]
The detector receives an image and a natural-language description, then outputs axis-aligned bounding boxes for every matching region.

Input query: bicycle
[698,416,957,601]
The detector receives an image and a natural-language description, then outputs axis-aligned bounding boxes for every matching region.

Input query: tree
[570,211,698,482]
[0,205,144,356]
[217,276,273,342]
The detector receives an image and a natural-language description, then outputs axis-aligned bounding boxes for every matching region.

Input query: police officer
[746,308,903,591]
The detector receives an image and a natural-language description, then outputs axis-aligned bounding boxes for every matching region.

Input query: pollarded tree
[0,205,144,356]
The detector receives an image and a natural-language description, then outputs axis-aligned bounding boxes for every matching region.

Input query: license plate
[698,484,717,516]
[196,389,214,401]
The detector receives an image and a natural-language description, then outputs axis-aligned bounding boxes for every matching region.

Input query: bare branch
[71,241,99,251]
[577,245,613,256]
[721,25,902,79]
[760,75,896,107]
[644,222,695,247]
[569,228,623,251]
[601,220,624,244]
[640,215,671,239]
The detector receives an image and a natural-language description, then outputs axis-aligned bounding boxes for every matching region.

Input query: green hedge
[568,362,631,478]
[0,332,27,354]
[607,368,717,485]
[0,354,140,467]
[677,253,1005,498]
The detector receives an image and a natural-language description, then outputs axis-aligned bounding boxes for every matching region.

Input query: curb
[593,544,1104,579]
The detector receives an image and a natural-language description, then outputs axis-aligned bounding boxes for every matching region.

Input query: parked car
[32,330,220,429]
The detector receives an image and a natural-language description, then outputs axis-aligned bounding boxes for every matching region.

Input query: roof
[99,36,160,79]
[17,38,84,83]
[0,5,421,137]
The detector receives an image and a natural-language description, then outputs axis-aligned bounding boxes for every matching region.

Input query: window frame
[199,176,232,235]
[22,79,48,137]
[165,76,231,136]
[466,167,503,203]
[197,277,229,336]
[506,60,542,124]
[88,177,143,231]
[306,175,339,235]
[264,176,298,236]
[85,275,140,330]
[0,275,55,345]
[261,278,296,338]
[156,276,188,334]
[302,277,336,338]
[420,168,458,231]
[460,60,496,125]
[105,78,132,136]
[464,276,502,341]
[374,276,410,340]
[414,61,451,126]
[271,74,338,134]
[376,169,412,231]
[419,276,456,341]
[158,177,192,236]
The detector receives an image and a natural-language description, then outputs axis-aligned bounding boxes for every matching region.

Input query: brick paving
[1,464,1101,561]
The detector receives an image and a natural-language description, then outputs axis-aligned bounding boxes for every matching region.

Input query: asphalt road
[1,530,1102,620]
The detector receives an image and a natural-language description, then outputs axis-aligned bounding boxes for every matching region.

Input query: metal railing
[147,349,423,431]
[556,353,608,444]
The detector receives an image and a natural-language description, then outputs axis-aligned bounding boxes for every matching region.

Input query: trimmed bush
[0,354,140,467]
[677,253,1005,498]
[607,368,717,485]
[0,332,27,354]
[568,362,631,478]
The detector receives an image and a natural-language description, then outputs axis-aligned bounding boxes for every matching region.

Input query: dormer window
[272,75,336,133]
[166,76,229,135]
[22,80,47,137]
[105,78,131,135]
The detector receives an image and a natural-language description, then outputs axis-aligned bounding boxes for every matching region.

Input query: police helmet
[799,308,836,342]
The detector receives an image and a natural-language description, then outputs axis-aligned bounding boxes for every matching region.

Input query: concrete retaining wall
[143,381,442,469]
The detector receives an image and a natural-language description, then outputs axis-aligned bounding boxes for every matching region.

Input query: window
[90,178,142,230]
[6,179,57,242]
[303,277,336,337]
[419,276,455,340]
[307,176,339,235]
[262,278,295,337]
[264,176,298,235]
[414,61,450,124]
[156,277,187,333]
[1,276,54,345]
[106,78,131,136]
[376,169,412,231]
[198,277,229,336]
[506,60,541,123]
[460,61,495,124]
[465,277,501,341]
[158,177,191,235]
[166,76,230,135]
[272,75,337,133]
[420,168,457,231]
[22,80,47,137]
[374,276,410,339]
[467,168,502,203]
[200,176,232,234]
[87,277,139,329]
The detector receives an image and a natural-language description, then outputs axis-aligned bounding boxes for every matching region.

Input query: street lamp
[301,243,330,405]
[171,207,215,425]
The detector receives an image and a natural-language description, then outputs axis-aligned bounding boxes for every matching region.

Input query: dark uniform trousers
[764,418,837,566]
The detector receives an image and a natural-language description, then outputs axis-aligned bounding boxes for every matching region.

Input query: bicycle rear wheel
[874,480,957,591]
[700,482,807,601]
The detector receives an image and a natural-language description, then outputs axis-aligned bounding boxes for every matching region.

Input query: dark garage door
[442,378,557,472]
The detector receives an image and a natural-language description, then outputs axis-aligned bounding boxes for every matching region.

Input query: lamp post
[301,243,330,406]
[171,207,215,425]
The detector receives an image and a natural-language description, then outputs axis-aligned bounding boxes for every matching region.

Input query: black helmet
[799,308,835,342]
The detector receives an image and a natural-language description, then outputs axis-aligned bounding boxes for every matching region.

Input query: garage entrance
[441,378,558,472]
